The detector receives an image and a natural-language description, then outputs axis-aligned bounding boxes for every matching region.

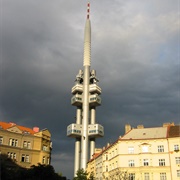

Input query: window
[47,157,50,165]
[129,173,135,180]
[142,145,148,152]
[10,152,13,159]
[42,145,48,151]
[21,154,30,162]
[158,145,164,152]
[160,173,166,180]
[13,153,16,160]
[159,159,165,166]
[143,159,149,166]
[0,136,3,144]
[15,140,18,146]
[175,157,180,164]
[106,154,108,160]
[25,155,29,162]
[23,141,31,149]
[106,166,108,172]
[27,142,31,149]
[42,156,46,164]
[21,154,25,162]
[9,139,18,147]
[128,146,134,154]
[144,173,149,180]
[7,152,16,160]
[7,152,10,158]
[129,160,135,167]
[174,144,179,151]
[177,170,180,177]
[23,141,27,148]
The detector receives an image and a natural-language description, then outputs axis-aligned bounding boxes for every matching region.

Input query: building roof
[168,125,180,137]
[0,121,36,135]
[121,127,168,140]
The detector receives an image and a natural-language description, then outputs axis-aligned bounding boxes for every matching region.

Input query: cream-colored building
[87,123,180,180]
[0,121,52,168]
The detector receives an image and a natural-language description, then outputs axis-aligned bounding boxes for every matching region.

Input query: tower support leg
[90,107,96,157]
[74,107,82,176]
[74,138,81,176]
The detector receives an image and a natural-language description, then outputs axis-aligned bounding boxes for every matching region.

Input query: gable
[42,129,51,137]
[7,126,22,134]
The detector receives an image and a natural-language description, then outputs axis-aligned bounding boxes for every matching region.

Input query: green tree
[114,169,129,180]
[0,154,26,180]
[73,169,95,180]
[73,169,89,180]
[0,154,66,180]
[88,172,95,180]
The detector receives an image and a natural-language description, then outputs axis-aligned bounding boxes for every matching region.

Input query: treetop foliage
[0,154,66,180]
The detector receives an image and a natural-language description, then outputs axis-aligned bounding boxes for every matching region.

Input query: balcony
[89,94,101,107]
[72,84,83,94]
[89,84,101,94]
[67,124,82,138]
[71,94,83,106]
[88,124,104,138]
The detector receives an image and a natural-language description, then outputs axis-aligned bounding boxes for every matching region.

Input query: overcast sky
[0,0,179,179]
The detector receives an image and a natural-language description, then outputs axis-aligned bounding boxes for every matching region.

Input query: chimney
[125,124,131,133]
[163,122,175,127]
[137,125,144,129]
[107,143,110,147]
[9,122,16,126]
[33,127,39,132]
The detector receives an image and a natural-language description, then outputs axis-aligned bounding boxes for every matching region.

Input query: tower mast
[67,2,104,176]
[81,1,91,169]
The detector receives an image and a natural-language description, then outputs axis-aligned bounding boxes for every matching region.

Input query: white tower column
[74,107,81,176]
[81,66,90,169]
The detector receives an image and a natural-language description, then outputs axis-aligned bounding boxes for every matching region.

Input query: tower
[67,2,104,176]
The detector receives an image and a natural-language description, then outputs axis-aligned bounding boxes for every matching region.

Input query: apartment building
[0,121,52,168]
[87,123,180,180]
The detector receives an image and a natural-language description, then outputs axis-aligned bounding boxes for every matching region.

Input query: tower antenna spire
[87,2,90,19]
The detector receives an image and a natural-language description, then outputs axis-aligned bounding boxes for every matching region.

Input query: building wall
[0,126,52,168]
[87,124,180,180]
[168,137,180,179]
[117,139,172,180]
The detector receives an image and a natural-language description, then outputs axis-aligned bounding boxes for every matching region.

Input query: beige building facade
[0,121,52,168]
[87,123,180,180]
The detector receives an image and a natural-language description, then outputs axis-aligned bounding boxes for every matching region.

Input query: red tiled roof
[0,122,12,129]
[0,121,36,135]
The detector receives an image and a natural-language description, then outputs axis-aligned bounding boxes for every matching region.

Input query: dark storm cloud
[1,0,179,179]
